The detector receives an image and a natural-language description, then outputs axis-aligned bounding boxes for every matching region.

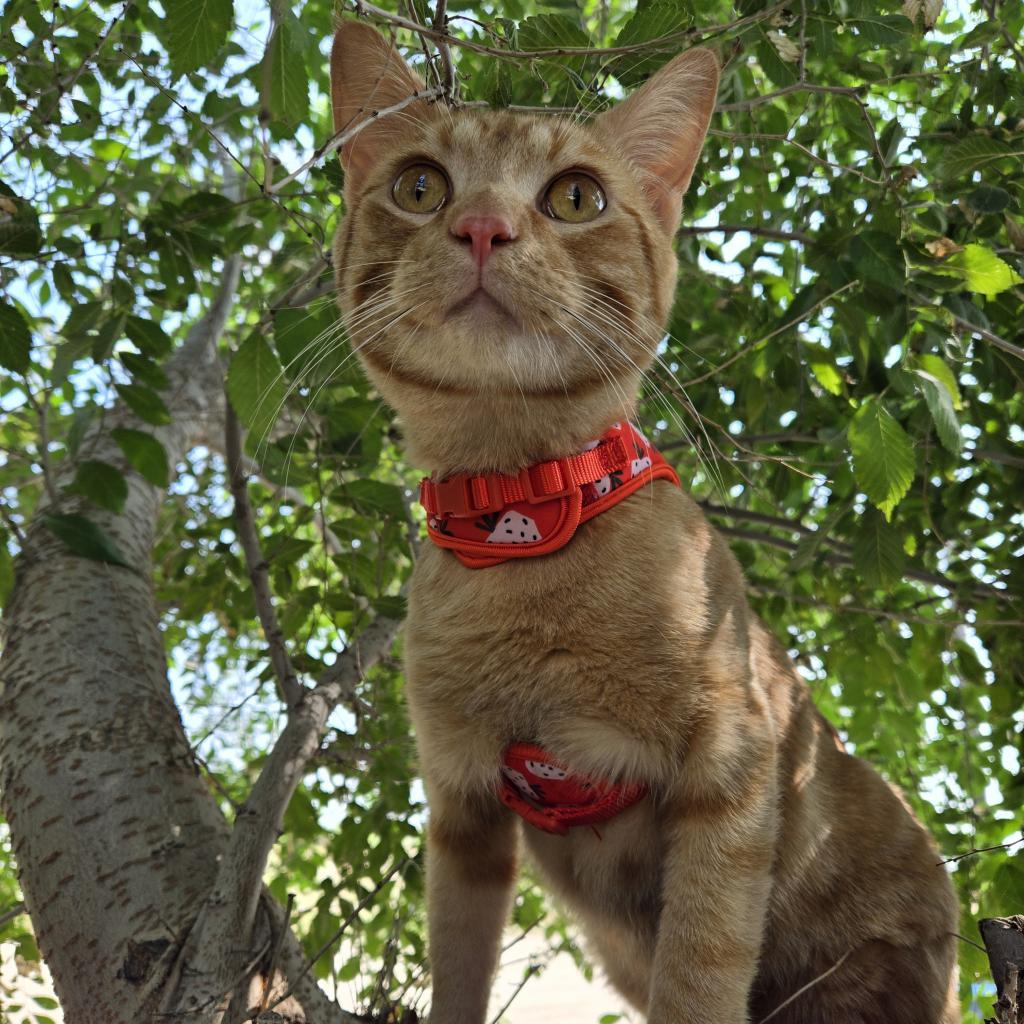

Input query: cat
[328,20,961,1024]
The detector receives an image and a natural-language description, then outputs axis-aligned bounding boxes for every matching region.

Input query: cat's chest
[403,483,717,795]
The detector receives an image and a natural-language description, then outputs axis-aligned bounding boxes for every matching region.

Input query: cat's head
[329,22,718,471]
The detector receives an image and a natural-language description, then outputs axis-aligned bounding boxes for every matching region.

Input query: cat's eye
[392,164,450,214]
[543,172,607,223]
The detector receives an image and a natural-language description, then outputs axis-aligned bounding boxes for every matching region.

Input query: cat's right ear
[597,49,719,231]
[330,21,436,188]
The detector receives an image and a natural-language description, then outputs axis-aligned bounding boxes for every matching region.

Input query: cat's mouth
[445,286,518,326]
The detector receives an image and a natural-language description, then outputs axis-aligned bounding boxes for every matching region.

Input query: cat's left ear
[330,21,438,189]
[597,49,719,230]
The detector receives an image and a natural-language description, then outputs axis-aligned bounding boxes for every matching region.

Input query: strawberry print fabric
[499,742,648,835]
[423,421,680,568]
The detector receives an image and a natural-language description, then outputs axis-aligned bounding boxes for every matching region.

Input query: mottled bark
[981,916,1024,1024]
[0,259,393,1024]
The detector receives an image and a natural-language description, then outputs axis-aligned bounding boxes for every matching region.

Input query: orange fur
[329,22,960,1023]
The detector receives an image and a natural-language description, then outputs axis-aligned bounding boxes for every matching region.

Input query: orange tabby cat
[329,21,960,1023]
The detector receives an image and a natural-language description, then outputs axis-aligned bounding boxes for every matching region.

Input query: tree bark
[981,916,1024,1024]
[0,259,242,1022]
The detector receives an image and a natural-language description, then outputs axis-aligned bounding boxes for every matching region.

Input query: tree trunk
[0,261,244,1023]
[981,916,1024,1024]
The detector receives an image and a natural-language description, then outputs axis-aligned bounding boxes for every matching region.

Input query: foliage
[1,0,1022,1019]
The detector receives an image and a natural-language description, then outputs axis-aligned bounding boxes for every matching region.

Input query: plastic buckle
[518,457,576,503]
[431,474,504,517]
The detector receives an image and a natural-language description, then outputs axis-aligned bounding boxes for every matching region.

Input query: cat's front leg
[647,766,776,1024]
[425,784,519,1024]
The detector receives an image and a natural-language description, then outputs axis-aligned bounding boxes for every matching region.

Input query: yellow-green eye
[543,172,607,223]
[392,164,450,213]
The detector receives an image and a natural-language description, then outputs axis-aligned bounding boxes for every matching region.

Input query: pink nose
[452,214,516,268]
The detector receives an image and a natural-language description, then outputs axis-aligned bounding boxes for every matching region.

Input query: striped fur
[329,23,960,1024]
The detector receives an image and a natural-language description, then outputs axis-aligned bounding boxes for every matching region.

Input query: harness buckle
[518,457,576,503]
[428,473,504,517]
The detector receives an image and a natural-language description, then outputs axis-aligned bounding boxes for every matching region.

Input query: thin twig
[677,223,813,245]
[269,857,412,1011]
[756,948,853,1023]
[0,2,130,165]
[0,503,26,545]
[171,614,402,1011]
[489,962,543,1024]
[952,930,988,953]
[350,0,788,60]
[256,892,295,1016]
[717,82,863,113]
[681,281,858,387]
[268,85,446,194]
[225,400,304,708]
[0,902,26,929]
[947,310,1024,363]
[23,385,60,508]
[432,0,458,104]
[716,524,1009,603]
[938,837,1024,866]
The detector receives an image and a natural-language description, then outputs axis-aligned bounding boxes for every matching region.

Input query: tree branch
[949,311,1024,363]
[349,0,788,60]
[716,82,863,113]
[677,223,813,245]
[224,400,305,709]
[268,85,446,194]
[433,0,458,104]
[168,614,403,1021]
[715,523,1009,603]
[268,856,412,1013]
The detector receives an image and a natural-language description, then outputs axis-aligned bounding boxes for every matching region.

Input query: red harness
[418,421,678,833]
[499,742,648,835]
[418,421,679,568]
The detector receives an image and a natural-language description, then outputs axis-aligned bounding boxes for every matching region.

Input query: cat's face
[330,22,718,411]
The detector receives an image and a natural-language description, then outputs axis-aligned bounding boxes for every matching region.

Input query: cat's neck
[377,373,643,478]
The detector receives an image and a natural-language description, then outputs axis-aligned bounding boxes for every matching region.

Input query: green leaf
[120,350,170,391]
[337,955,361,982]
[849,231,905,289]
[373,594,407,619]
[273,302,338,379]
[227,330,288,444]
[853,510,906,589]
[0,298,31,373]
[808,353,844,396]
[612,2,692,84]
[517,14,590,51]
[848,14,913,46]
[125,315,172,357]
[344,479,406,519]
[946,244,1023,298]
[115,383,172,426]
[0,180,43,256]
[160,0,234,74]
[915,372,962,454]
[42,514,132,569]
[755,35,797,89]
[915,354,962,409]
[967,185,1011,214]
[111,428,170,487]
[848,398,916,519]
[939,136,1022,180]
[68,459,129,514]
[264,14,309,125]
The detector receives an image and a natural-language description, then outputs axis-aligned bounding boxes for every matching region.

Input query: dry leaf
[902,0,943,30]
[1004,216,1024,252]
[767,30,801,63]
[925,237,964,259]
[0,196,17,216]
